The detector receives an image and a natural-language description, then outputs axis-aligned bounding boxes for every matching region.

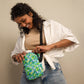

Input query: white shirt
[11,20,79,71]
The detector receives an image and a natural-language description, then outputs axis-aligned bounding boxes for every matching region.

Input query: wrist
[12,55,17,62]
[49,43,57,50]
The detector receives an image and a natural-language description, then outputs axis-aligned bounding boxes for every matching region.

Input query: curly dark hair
[10,3,45,34]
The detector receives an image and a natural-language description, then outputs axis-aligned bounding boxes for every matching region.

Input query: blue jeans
[20,61,67,84]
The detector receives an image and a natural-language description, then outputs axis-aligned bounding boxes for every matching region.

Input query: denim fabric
[20,61,67,84]
[20,74,42,84]
[42,61,67,84]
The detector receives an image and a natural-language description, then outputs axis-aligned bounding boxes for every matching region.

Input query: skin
[12,12,74,63]
[14,14,33,29]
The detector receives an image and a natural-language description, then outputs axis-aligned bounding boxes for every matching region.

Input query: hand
[12,51,26,63]
[32,45,52,53]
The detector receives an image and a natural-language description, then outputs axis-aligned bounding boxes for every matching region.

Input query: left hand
[32,45,52,53]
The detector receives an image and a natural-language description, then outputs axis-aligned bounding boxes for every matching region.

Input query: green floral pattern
[23,52,43,80]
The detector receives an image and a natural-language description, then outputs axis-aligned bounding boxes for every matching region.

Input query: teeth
[26,24,29,27]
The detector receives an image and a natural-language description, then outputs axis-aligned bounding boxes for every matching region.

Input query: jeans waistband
[44,59,61,71]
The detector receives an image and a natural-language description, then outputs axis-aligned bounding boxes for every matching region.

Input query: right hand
[12,51,26,63]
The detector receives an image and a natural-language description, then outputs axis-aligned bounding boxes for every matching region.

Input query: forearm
[49,39,75,49]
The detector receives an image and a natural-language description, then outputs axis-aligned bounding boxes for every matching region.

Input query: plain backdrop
[0,0,84,84]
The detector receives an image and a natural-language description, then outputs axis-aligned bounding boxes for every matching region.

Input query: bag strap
[39,22,43,62]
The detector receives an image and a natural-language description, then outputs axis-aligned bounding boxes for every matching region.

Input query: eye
[22,20,25,23]
[21,19,26,23]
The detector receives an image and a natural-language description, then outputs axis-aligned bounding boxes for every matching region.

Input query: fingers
[32,46,45,53]
[32,47,40,53]
[15,54,21,63]
[22,51,26,56]
[15,53,25,63]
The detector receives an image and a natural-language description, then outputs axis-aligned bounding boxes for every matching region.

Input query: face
[14,14,33,29]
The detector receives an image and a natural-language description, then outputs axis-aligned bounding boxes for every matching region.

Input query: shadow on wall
[8,60,23,84]
[7,40,23,84]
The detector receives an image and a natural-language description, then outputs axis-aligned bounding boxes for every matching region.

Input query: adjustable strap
[39,22,43,62]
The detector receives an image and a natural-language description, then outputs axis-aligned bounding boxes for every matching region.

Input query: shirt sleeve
[60,22,80,52]
[11,37,21,65]
[45,20,79,52]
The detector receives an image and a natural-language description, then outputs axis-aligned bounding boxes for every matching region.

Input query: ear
[28,12,33,17]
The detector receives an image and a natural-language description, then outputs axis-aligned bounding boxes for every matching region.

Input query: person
[10,3,79,84]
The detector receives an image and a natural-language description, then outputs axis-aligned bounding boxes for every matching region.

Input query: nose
[20,23,26,27]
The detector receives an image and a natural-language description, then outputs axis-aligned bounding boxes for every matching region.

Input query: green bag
[23,52,43,80]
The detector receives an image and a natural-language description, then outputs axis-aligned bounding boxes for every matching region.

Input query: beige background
[0,0,84,84]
